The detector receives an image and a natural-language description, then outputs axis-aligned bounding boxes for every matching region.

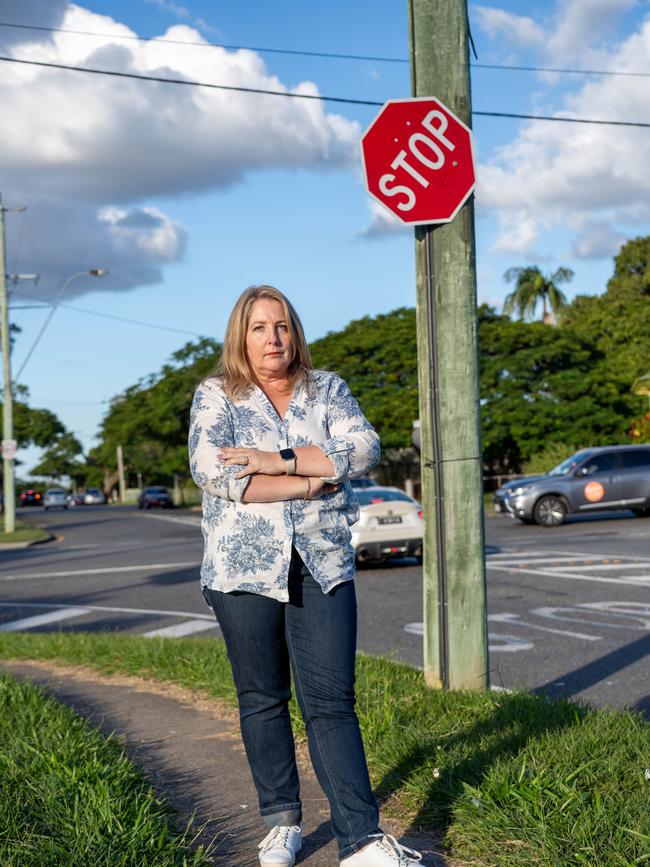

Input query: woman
[189,285,421,866]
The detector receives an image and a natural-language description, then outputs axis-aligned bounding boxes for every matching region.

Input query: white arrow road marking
[488,612,601,641]
[404,622,533,652]
[0,607,89,632]
[143,620,218,638]
[0,562,199,581]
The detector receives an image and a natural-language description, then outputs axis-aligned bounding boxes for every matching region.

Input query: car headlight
[511,484,531,496]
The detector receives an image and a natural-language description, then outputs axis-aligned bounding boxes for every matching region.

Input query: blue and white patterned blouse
[188,369,380,601]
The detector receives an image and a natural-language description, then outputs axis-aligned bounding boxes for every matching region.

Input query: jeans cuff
[338,830,383,861]
[260,803,302,828]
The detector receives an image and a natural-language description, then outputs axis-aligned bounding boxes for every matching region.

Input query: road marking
[0,601,214,620]
[0,562,200,581]
[488,612,601,641]
[487,555,605,565]
[143,619,217,638]
[404,622,532,652]
[486,564,650,587]
[532,605,650,631]
[551,562,650,572]
[139,513,201,527]
[0,607,89,632]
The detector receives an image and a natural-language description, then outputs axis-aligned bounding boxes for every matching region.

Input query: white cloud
[570,220,627,259]
[476,4,650,256]
[0,2,360,299]
[358,200,410,240]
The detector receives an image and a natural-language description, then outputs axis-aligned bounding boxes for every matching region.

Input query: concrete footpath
[1,661,448,866]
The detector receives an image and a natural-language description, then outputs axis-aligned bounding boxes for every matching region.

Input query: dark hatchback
[19,489,43,507]
[138,486,173,509]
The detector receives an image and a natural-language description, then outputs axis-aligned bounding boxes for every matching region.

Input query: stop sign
[360,97,476,225]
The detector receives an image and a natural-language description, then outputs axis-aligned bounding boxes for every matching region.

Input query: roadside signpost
[360,96,476,226]
[360,0,488,692]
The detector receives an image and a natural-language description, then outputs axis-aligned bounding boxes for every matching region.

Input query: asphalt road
[1,505,649,715]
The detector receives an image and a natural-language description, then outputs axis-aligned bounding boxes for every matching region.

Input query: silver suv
[504,444,650,526]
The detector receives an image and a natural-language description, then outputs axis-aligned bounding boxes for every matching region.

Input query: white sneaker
[258,824,302,866]
[340,834,422,866]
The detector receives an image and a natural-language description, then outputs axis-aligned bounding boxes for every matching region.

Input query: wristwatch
[279,448,297,475]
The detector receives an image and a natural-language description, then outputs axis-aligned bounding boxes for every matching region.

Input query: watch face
[280,448,296,461]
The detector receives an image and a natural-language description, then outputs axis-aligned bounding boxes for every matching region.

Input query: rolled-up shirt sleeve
[188,383,250,502]
[318,375,380,484]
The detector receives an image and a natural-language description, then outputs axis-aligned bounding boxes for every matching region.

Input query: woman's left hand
[217,448,284,479]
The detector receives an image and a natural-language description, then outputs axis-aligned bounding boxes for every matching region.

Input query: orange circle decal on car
[584,481,605,502]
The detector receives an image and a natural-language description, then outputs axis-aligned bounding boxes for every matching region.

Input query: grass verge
[1,632,649,866]
[0,672,211,865]
[0,519,50,545]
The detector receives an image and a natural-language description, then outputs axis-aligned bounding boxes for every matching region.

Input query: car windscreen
[146,487,168,493]
[355,489,413,505]
[548,450,592,476]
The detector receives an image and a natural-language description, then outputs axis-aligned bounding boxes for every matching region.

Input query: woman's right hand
[305,477,339,499]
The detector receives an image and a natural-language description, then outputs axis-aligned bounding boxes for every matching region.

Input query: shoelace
[258,825,300,853]
[368,833,422,865]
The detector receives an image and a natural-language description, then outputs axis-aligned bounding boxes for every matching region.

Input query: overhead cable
[1,20,649,79]
[1,55,649,128]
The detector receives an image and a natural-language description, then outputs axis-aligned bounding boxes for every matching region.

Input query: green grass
[2,632,650,866]
[0,519,50,545]
[0,673,212,866]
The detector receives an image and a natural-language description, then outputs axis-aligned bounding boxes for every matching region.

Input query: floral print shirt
[188,370,381,601]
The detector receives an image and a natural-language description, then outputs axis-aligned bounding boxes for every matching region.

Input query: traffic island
[0,519,52,548]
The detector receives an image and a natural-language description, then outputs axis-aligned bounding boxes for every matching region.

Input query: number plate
[377,516,403,525]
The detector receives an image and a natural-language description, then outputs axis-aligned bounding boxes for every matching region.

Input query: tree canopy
[503,265,573,322]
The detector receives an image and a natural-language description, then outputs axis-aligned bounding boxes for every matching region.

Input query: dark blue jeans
[204,548,381,860]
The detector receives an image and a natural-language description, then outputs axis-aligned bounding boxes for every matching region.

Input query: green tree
[503,265,573,322]
[86,338,221,492]
[31,432,85,483]
[309,308,418,450]
[479,306,631,471]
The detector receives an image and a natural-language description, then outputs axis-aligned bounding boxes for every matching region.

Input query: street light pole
[14,268,108,382]
[0,197,16,532]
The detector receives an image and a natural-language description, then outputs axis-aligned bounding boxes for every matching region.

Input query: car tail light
[370,497,385,503]
[418,510,423,520]
[35,493,41,499]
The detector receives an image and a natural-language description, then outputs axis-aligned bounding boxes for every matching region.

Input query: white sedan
[43,488,68,510]
[351,486,423,565]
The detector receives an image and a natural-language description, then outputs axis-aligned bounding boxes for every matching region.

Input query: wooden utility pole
[408,0,488,689]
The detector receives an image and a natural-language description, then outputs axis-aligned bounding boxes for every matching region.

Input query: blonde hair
[216,285,312,399]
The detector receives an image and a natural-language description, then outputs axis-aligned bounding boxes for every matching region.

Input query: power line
[1,20,650,79]
[10,288,204,337]
[2,54,650,128]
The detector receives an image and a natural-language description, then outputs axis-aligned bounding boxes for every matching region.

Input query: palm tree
[503,266,574,323]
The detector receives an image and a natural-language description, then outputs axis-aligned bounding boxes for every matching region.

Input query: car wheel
[533,495,567,527]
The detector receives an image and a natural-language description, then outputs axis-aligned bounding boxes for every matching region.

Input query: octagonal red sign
[360,97,476,225]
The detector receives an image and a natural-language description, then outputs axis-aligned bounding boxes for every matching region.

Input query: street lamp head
[89,269,109,277]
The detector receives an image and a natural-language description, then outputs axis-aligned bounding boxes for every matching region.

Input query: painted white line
[0,607,89,632]
[487,555,605,565]
[487,564,650,587]
[493,549,650,564]
[0,601,214,620]
[404,622,533,652]
[0,562,199,581]
[139,514,201,527]
[488,612,601,641]
[531,606,650,632]
[143,619,218,638]
[550,562,649,572]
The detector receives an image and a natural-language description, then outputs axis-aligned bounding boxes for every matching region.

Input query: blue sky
[2,0,650,477]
